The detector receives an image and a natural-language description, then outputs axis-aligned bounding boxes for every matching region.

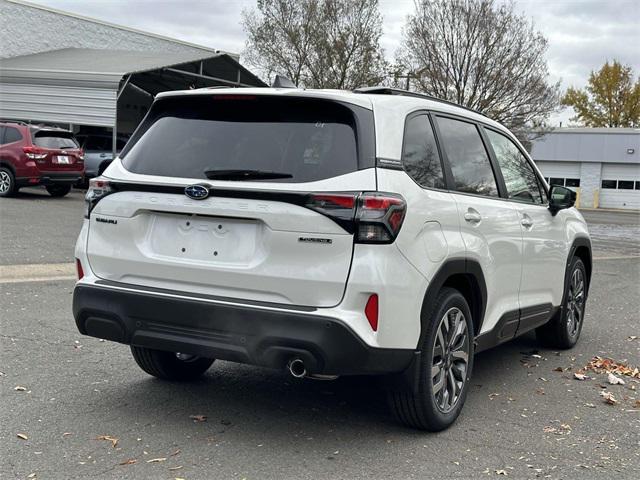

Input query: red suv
[0,121,84,197]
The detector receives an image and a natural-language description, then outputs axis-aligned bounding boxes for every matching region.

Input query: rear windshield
[121,96,364,183]
[32,130,79,149]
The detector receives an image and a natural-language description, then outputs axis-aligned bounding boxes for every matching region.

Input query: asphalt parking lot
[1,187,639,479]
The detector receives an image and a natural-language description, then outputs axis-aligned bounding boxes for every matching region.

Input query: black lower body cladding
[72,283,414,376]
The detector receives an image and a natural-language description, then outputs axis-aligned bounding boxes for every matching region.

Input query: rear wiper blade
[204,169,293,180]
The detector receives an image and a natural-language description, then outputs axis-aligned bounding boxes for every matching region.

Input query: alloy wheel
[431,307,470,413]
[566,267,585,337]
[0,171,10,194]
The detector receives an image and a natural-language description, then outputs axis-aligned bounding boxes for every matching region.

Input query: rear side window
[485,129,543,204]
[435,117,499,197]
[122,96,367,183]
[32,131,79,149]
[401,114,445,189]
[3,127,23,144]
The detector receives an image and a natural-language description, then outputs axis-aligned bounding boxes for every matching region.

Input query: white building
[0,0,264,151]
[531,128,640,210]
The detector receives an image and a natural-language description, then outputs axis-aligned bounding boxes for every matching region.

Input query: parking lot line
[0,262,76,283]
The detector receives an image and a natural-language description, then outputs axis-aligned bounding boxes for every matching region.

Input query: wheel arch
[386,257,487,395]
[0,160,16,175]
[567,236,592,295]
[420,258,487,342]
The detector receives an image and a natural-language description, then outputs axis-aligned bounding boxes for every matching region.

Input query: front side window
[485,129,543,204]
[401,114,445,189]
[435,117,498,197]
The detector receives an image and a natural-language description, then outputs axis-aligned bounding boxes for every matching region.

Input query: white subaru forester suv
[73,86,591,431]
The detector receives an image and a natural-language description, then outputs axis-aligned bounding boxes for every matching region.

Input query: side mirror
[548,186,576,214]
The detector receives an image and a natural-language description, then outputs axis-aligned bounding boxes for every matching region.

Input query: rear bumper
[16,172,83,187]
[72,282,414,376]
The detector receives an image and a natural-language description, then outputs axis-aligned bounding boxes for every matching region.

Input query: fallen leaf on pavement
[600,391,618,405]
[96,435,118,448]
[634,400,640,409]
[495,469,508,475]
[14,386,27,391]
[543,426,557,433]
[62,432,72,437]
[146,457,167,463]
[168,466,183,471]
[585,356,640,379]
[627,336,637,341]
[169,449,181,456]
[17,433,28,440]
[553,367,564,372]
[607,373,625,385]
[189,415,207,422]
[27,474,36,479]
[119,459,137,465]
[574,372,588,380]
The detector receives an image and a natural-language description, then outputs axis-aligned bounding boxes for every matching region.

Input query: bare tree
[397,0,560,138]
[242,0,387,89]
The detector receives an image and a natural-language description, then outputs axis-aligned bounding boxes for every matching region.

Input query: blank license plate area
[147,213,261,264]
[55,155,71,164]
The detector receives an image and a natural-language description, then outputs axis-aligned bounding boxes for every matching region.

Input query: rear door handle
[464,211,482,223]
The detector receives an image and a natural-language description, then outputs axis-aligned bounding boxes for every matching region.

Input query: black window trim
[431,112,506,200]
[398,110,450,192]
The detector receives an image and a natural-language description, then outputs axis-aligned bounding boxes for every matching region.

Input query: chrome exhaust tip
[287,358,307,378]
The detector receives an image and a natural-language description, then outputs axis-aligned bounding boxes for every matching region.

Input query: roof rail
[353,87,489,119]
[0,118,30,126]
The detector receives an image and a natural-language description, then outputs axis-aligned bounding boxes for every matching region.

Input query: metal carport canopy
[0,47,266,127]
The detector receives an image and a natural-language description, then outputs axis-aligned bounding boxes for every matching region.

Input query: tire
[131,346,214,381]
[536,257,587,349]
[388,287,474,431]
[0,167,17,197]
[46,185,72,197]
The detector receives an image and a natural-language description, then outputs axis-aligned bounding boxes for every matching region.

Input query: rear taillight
[84,176,114,218]
[78,149,85,161]
[355,193,406,243]
[23,146,47,160]
[305,192,406,244]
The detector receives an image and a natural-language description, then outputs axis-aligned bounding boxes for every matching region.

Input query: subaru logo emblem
[184,184,209,200]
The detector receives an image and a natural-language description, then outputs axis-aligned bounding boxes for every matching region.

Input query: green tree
[563,60,640,127]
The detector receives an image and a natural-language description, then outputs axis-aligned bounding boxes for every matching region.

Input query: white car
[73,86,591,431]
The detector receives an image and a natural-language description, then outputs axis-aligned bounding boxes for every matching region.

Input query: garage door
[600,163,640,210]
[534,161,581,187]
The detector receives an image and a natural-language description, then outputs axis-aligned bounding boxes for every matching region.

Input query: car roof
[155,86,509,133]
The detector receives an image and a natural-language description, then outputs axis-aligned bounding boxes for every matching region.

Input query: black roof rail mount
[353,87,489,119]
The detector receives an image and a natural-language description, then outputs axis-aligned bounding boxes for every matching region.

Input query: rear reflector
[365,294,379,331]
[76,258,84,280]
